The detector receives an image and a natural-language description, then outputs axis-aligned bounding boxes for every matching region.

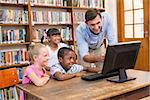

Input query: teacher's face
[86,15,102,35]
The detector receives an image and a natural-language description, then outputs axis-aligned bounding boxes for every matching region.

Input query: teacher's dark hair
[85,8,101,22]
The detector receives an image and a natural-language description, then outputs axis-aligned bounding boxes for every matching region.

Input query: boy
[51,47,100,81]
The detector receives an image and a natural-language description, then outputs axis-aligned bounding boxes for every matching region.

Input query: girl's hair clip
[44,33,47,39]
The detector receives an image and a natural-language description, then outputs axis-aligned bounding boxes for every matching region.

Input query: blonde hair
[28,43,46,64]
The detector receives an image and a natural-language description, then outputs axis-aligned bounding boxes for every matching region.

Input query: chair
[0,68,19,88]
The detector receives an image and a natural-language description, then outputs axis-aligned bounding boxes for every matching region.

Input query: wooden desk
[17,69,150,100]
[140,96,150,100]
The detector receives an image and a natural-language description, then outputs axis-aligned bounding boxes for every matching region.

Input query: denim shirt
[76,12,118,59]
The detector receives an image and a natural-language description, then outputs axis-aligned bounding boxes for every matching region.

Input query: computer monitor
[102,41,141,83]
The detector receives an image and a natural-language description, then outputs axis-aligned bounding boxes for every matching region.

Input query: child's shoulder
[71,64,84,70]
[72,64,83,67]
[52,63,62,68]
[25,65,35,74]
[26,64,34,69]
[67,64,84,74]
[58,43,68,48]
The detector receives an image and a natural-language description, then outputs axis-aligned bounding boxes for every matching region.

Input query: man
[76,9,117,68]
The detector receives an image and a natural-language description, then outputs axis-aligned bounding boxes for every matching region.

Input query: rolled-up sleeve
[67,64,84,74]
[51,65,61,77]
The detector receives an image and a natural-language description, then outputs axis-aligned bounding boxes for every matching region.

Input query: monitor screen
[102,41,141,83]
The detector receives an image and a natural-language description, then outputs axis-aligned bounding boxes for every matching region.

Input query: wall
[105,0,118,39]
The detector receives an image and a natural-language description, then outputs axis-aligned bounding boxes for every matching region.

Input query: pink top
[21,65,47,100]
[22,64,46,84]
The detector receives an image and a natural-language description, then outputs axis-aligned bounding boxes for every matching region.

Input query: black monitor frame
[102,41,141,83]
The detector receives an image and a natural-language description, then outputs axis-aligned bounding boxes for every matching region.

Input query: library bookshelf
[0,0,105,99]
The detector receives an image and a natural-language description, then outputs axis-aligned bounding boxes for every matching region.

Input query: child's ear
[58,57,63,63]
[47,37,51,41]
[33,55,38,61]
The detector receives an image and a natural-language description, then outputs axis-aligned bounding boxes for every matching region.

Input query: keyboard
[81,72,118,81]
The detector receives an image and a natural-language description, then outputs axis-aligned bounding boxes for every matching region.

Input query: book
[0,9,5,23]
[0,26,2,43]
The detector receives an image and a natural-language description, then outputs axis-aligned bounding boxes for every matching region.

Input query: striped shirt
[51,63,84,77]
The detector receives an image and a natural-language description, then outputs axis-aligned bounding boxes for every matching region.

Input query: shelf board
[33,40,74,45]
[73,23,81,25]
[0,23,29,26]
[72,7,105,11]
[63,40,74,45]
[33,23,73,26]
[19,80,22,84]
[31,4,72,9]
[0,3,28,7]
[0,42,30,47]
[0,63,29,69]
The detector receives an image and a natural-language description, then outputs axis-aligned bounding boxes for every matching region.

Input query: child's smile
[60,51,77,70]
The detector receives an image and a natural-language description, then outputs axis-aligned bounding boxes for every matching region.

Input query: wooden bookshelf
[0,3,30,99]
[0,63,28,69]
[0,24,29,26]
[0,42,30,46]
[0,2,28,6]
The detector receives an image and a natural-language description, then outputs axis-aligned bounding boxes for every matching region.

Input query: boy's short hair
[46,28,61,37]
[85,8,101,22]
[58,47,75,58]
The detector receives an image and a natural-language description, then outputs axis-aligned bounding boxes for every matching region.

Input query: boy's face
[35,48,49,67]
[47,34,61,44]
[59,51,77,70]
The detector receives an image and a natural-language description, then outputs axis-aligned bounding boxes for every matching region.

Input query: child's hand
[44,66,51,71]
[44,74,50,81]
[75,73,85,77]
[87,67,101,73]
[43,73,49,77]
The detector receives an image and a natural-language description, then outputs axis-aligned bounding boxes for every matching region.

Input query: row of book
[32,28,46,42]
[0,9,28,24]
[29,0,104,8]
[31,10,87,25]
[60,27,72,41]
[0,0,27,4]
[0,0,104,8]
[73,12,85,24]
[73,0,104,8]
[31,10,71,25]
[0,27,26,44]
[30,0,70,7]
[32,27,72,42]
[0,86,18,100]
[0,49,29,66]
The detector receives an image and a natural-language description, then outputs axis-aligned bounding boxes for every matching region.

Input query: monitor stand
[107,68,136,83]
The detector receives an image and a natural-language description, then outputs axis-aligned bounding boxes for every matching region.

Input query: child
[22,43,49,86]
[41,28,68,68]
[51,47,100,81]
